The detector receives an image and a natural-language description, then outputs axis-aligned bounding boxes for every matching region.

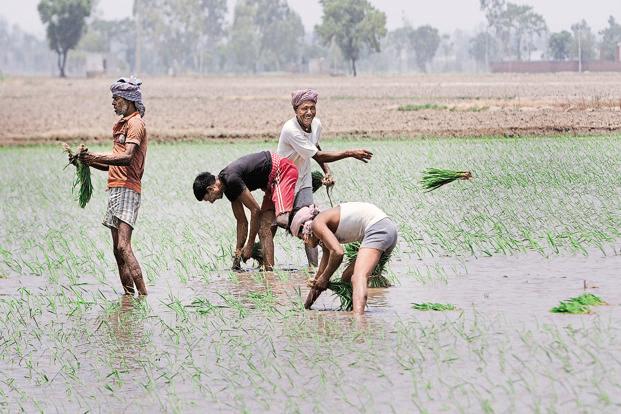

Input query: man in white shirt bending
[259,88,373,269]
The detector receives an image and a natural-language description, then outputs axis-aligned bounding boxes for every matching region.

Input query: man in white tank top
[290,202,398,315]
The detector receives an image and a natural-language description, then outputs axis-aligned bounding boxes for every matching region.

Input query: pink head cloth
[290,204,320,238]
[291,89,318,110]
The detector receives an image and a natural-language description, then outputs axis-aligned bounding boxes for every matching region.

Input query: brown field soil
[2,73,621,145]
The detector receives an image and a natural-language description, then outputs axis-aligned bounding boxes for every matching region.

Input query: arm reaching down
[231,199,248,270]
[237,188,262,262]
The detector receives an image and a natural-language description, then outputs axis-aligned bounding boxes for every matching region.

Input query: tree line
[5,0,621,77]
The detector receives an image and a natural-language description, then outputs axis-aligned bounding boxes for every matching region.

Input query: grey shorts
[361,218,398,254]
[102,187,141,229]
[293,187,314,209]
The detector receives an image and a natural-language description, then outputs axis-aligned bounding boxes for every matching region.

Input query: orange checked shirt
[107,111,148,193]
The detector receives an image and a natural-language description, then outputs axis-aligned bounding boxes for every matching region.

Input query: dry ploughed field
[2,73,621,144]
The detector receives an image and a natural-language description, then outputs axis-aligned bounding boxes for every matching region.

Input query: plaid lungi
[102,187,141,229]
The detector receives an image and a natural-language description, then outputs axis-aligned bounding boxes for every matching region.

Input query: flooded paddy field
[1,137,620,412]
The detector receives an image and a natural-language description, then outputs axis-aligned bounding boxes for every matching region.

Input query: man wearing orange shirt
[79,77,148,296]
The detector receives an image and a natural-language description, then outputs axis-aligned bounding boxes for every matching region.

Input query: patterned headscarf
[110,76,145,117]
[290,204,321,238]
[291,89,318,110]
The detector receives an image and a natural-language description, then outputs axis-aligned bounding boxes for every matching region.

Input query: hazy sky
[2,0,621,38]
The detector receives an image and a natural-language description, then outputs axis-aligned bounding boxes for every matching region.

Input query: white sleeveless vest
[334,202,387,244]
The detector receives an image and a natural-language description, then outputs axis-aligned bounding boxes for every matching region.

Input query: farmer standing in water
[77,77,148,295]
[290,202,398,315]
[259,89,374,269]
[193,151,298,271]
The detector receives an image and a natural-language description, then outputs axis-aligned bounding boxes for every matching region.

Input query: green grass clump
[398,103,448,111]
[62,143,93,208]
[420,168,472,192]
[412,302,457,311]
[551,293,606,314]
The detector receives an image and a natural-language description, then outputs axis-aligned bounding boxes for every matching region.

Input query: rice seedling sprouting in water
[550,293,606,314]
[62,143,93,208]
[420,168,473,192]
[412,302,457,311]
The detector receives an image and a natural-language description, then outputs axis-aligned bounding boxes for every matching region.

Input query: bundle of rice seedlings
[311,170,334,206]
[412,302,457,311]
[550,293,606,314]
[62,143,93,208]
[420,168,472,192]
[312,170,324,193]
[344,241,392,288]
[327,280,353,311]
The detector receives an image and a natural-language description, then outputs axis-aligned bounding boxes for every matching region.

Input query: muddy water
[1,247,620,413]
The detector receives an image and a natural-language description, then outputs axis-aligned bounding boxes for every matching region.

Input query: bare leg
[111,227,134,295]
[258,210,275,271]
[351,248,382,315]
[117,222,147,295]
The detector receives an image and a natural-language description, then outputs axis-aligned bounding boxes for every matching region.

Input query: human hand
[309,275,329,291]
[78,150,96,166]
[322,173,335,187]
[348,149,373,163]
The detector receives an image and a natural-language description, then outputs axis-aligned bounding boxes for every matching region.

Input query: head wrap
[290,204,321,238]
[110,76,145,117]
[291,89,318,110]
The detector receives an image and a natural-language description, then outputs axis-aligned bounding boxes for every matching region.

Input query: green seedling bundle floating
[551,293,607,314]
[62,143,93,208]
[344,241,392,288]
[412,302,457,311]
[420,168,473,192]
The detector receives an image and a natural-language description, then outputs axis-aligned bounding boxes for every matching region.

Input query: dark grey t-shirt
[218,151,272,202]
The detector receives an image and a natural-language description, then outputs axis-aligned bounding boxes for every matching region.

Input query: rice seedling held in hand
[420,168,472,192]
[327,280,353,311]
[311,170,334,206]
[412,302,457,311]
[62,143,93,208]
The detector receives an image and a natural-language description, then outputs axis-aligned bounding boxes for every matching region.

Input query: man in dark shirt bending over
[193,151,298,271]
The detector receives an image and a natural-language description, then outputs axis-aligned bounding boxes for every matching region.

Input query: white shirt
[276,117,322,192]
[334,202,387,244]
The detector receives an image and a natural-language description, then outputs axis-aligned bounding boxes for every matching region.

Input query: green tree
[315,0,387,76]
[229,1,259,71]
[600,16,621,61]
[38,0,92,77]
[411,25,440,72]
[548,31,572,60]
[502,3,546,61]
[141,0,227,73]
[469,32,498,67]
[571,20,597,62]
[229,0,304,72]
[480,0,547,61]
